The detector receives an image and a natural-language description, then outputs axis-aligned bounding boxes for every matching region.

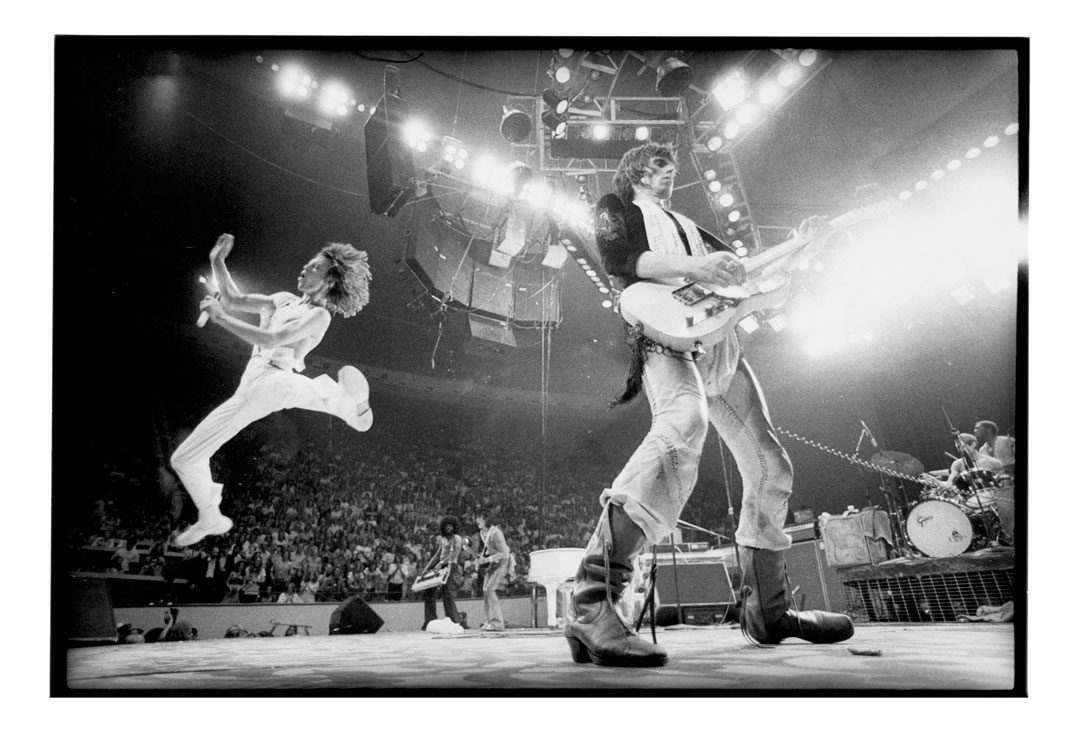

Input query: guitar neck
[737,201,900,279]
[742,233,809,278]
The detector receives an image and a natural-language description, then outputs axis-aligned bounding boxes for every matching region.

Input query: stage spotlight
[1004,122,1019,135]
[798,49,818,66]
[706,134,724,152]
[542,89,570,115]
[500,107,533,143]
[554,66,572,84]
[712,71,749,111]
[723,121,740,139]
[778,64,802,88]
[602,300,613,309]
[296,85,309,99]
[914,180,928,191]
[718,192,734,207]
[704,169,717,181]
[635,126,650,141]
[708,180,722,193]
[728,210,741,223]
[416,142,428,153]
[738,315,760,334]
[950,283,977,305]
[899,190,912,201]
[541,110,567,137]
[758,81,782,105]
[947,159,962,171]
[736,104,758,125]
[557,48,575,58]
[984,135,1000,148]
[271,63,280,72]
[735,245,748,257]
[508,160,534,198]
[656,57,694,95]
[357,103,366,113]
[930,169,945,180]
[732,239,743,249]
[593,124,611,140]
[965,147,981,159]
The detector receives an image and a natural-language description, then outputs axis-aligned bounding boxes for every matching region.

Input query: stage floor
[65,622,1015,693]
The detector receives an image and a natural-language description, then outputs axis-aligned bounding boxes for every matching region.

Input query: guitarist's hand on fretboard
[695,251,747,287]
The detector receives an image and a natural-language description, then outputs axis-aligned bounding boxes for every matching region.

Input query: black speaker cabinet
[67,575,117,644]
[784,540,846,613]
[653,561,736,607]
[329,595,385,635]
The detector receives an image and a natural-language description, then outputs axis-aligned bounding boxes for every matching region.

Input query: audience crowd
[68,432,709,605]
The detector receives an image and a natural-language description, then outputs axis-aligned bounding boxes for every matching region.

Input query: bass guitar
[617,200,900,352]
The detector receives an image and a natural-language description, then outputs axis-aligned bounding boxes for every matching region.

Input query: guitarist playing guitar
[563,143,853,669]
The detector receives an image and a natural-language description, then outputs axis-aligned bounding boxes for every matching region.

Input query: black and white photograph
[42,28,1030,700]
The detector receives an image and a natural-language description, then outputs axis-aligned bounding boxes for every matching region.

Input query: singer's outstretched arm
[199,296,330,351]
[209,234,278,313]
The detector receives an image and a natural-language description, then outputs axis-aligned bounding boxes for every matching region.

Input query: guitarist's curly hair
[613,143,677,206]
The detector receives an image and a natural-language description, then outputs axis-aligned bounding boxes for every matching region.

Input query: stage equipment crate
[836,548,1014,623]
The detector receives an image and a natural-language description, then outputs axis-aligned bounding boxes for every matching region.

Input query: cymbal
[926,469,950,478]
[870,450,925,477]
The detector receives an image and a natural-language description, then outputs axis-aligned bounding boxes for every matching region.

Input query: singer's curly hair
[612,142,677,205]
[318,242,372,318]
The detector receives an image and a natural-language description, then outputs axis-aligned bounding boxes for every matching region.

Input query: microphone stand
[853,427,873,508]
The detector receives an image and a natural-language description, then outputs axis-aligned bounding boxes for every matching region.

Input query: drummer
[921,433,1002,499]
[974,420,1015,474]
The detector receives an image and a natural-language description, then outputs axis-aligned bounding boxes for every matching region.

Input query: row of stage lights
[896,122,1019,202]
[703,50,819,150]
[257,56,369,118]
[740,119,1021,354]
[402,117,598,232]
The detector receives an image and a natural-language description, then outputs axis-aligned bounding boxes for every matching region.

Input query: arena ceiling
[56,39,1022,398]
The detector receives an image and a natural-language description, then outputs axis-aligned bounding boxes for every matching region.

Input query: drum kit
[864,450,1006,559]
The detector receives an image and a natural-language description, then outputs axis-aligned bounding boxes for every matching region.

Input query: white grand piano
[526,548,584,628]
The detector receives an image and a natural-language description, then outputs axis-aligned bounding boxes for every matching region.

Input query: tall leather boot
[739,547,854,645]
[564,504,667,667]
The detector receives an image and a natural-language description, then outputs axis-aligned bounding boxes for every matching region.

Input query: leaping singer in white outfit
[170,233,374,547]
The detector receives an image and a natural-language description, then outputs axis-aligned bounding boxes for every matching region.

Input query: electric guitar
[617,200,901,352]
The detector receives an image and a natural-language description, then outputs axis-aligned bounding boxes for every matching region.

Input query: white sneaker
[173,509,233,547]
[337,366,373,432]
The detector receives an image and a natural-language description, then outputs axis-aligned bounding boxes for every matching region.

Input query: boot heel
[565,635,592,664]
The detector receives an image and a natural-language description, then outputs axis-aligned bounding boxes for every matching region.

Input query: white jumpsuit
[170,297,369,512]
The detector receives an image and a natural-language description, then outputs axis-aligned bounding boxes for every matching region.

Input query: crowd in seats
[67,389,733,606]
[67,427,604,604]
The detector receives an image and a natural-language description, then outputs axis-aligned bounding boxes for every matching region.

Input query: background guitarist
[564,143,853,668]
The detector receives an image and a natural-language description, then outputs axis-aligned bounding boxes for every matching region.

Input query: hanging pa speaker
[329,595,385,635]
[365,93,415,217]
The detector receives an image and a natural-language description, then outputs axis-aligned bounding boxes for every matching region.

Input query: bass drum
[906,499,973,558]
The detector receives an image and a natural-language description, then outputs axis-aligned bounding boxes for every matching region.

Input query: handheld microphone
[859,419,878,448]
[196,275,218,328]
